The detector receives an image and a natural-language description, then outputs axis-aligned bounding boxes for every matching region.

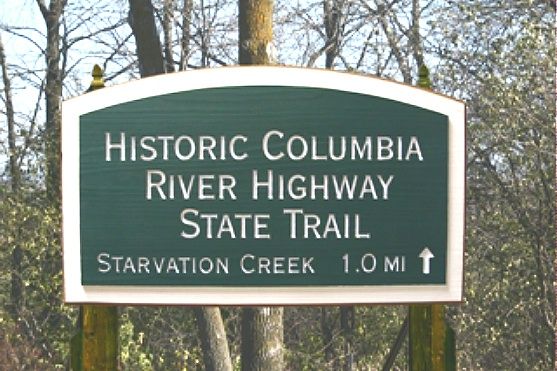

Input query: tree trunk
[324,0,340,69]
[128,3,233,369]
[36,0,64,202]
[340,306,354,371]
[195,307,233,371]
[128,0,165,77]
[238,2,283,370]
[163,0,176,72]
[378,12,411,84]
[0,34,23,325]
[315,9,353,363]
[179,0,193,70]
[238,0,274,65]
[200,0,208,67]
[411,0,425,70]
[320,308,338,369]
[241,307,284,371]
[0,34,20,191]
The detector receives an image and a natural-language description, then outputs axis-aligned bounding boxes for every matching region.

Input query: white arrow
[419,247,434,274]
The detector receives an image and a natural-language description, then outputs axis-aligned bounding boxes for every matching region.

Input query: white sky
[1,0,43,50]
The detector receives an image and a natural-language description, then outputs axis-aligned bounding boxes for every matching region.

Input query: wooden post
[82,305,119,370]
[408,65,456,371]
[70,309,83,371]
[70,65,119,371]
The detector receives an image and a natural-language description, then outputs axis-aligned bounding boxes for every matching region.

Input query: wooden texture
[82,306,119,371]
[75,66,119,371]
[408,64,456,371]
[409,304,456,370]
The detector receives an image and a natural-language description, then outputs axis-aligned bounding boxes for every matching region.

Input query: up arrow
[419,247,434,274]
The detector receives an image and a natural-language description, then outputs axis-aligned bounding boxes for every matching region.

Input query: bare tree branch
[35,0,48,18]
[0,34,20,189]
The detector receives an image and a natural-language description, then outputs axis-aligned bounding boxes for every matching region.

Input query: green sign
[63,67,465,305]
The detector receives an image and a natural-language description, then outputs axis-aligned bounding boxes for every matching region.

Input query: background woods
[0,0,554,369]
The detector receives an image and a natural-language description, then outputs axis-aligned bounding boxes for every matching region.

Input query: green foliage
[119,307,204,370]
[0,1,554,369]
[282,306,408,370]
[434,1,555,369]
[0,190,77,368]
[120,311,153,370]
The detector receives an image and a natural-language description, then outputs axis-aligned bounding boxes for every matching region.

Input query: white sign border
[62,66,465,305]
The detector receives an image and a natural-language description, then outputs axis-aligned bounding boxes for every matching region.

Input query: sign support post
[408,65,456,371]
[70,65,119,371]
[82,305,118,370]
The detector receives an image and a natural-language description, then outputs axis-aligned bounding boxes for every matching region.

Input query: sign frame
[62,66,465,305]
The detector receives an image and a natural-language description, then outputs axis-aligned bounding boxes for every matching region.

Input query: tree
[0,1,554,368]
[36,0,65,202]
[0,35,19,192]
[237,1,285,370]
[0,33,23,325]
[431,1,555,368]
[128,1,233,369]
[129,0,166,76]
[0,1,152,368]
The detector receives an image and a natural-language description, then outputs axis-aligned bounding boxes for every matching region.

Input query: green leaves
[435,1,555,369]
[0,191,75,367]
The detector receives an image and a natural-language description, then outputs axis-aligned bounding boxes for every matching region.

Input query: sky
[1,2,44,173]
[1,0,43,57]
